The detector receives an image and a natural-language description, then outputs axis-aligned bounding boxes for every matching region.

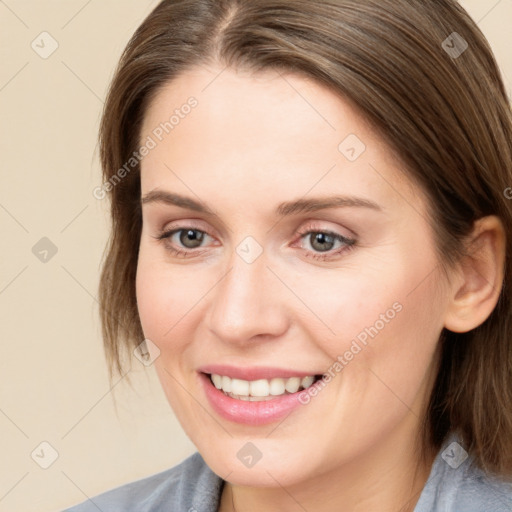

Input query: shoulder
[62,452,224,512]
[415,432,512,512]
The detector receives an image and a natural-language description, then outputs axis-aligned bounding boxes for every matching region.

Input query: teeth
[231,378,249,396]
[301,375,315,388]
[211,374,222,389]
[269,377,285,396]
[210,374,317,400]
[285,377,301,393]
[221,375,232,393]
[250,379,269,397]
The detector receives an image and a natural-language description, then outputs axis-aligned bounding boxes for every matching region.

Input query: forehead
[142,65,368,157]
[139,65,423,213]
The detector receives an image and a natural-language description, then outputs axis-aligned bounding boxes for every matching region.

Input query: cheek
[295,243,445,400]
[287,260,408,361]
[135,251,208,424]
[135,242,206,342]
[367,275,445,398]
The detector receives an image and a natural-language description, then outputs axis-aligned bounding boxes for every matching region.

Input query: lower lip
[199,372,307,425]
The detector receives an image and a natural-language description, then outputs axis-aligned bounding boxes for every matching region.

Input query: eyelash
[152,224,356,261]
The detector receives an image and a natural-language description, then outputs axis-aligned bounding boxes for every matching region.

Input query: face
[136,64,450,487]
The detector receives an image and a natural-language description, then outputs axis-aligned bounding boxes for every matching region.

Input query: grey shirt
[63,433,512,512]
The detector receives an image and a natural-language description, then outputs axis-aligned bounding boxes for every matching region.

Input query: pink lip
[198,372,309,425]
[198,364,319,381]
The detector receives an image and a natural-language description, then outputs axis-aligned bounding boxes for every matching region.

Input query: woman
[65,0,512,510]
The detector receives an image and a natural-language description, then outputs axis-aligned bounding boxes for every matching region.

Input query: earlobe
[443,215,506,333]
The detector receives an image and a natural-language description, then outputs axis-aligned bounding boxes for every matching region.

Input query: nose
[207,246,289,346]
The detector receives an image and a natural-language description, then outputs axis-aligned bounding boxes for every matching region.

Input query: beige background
[0,1,511,511]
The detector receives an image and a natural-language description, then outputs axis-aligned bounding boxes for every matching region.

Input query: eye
[295,227,356,261]
[153,226,213,258]
[152,223,357,261]
[172,228,206,249]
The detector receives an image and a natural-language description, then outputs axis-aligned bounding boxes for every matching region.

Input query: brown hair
[97,0,512,477]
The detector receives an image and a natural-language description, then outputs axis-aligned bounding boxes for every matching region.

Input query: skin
[135,64,505,512]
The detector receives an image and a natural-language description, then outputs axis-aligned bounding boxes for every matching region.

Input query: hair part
[98,0,512,477]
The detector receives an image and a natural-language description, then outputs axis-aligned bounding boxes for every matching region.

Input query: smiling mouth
[206,373,323,401]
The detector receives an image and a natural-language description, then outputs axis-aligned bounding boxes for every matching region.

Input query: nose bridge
[207,240,287,344]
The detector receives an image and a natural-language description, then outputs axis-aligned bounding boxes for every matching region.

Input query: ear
[443,215,506,333]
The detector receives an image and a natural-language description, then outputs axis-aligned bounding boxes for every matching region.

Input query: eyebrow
[140,190,383,216]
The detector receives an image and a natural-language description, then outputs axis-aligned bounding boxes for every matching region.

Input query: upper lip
[198,364,322,381]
